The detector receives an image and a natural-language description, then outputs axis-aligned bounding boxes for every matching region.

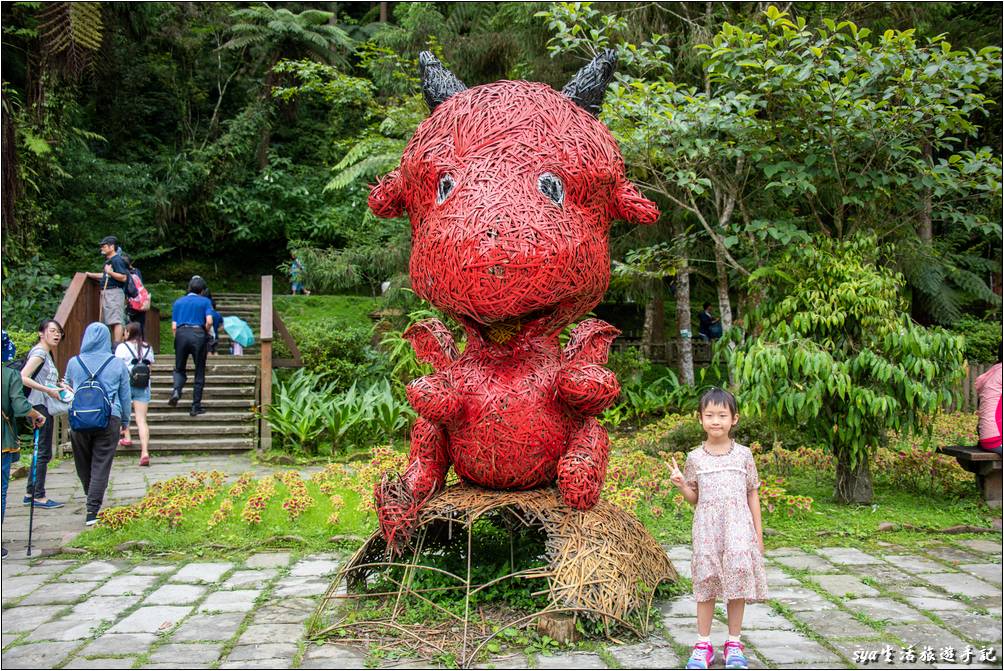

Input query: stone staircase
[125,292,263,453]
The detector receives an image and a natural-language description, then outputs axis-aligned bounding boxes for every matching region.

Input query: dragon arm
[557,319,621,416]
[403,318,459,371]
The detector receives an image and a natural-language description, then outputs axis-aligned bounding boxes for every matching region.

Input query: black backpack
[6,354,43,398]
[126,342,151,388]
[124,270,140,299]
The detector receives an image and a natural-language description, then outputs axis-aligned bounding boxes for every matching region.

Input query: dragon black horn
[561,48,618,117]
[419,51,468,112]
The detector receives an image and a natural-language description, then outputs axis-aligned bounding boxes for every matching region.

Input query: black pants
[70,417,120,514]
[127,309,147,337]
[26,404,53,500]
[173,327,208,406]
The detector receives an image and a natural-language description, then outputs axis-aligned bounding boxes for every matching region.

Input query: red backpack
[128,273,151,312]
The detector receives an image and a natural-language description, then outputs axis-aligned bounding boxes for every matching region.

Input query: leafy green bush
[265,370,415,455]
[6,329,39,358]
[288,322,388,391]
[953,317,1002,364]
[1,256,68,331]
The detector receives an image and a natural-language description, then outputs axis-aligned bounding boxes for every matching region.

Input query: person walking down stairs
[170,276,213,417]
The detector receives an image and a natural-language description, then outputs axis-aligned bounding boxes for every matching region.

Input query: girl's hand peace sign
[669,455,686,488]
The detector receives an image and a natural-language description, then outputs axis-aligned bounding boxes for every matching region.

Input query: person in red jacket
[974,350,1003,455]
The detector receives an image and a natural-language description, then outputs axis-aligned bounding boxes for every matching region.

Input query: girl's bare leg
[697,600,716,637]
[726,599,746,636]
[135,401,150,458]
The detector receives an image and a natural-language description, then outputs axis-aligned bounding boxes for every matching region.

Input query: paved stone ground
[2,455,1002,669]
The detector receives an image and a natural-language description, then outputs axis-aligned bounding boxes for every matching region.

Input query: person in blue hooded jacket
[65,323,132,526]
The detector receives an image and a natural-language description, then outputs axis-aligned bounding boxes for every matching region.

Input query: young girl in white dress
[669,388,767,670]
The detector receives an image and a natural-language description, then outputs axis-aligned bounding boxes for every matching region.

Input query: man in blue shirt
[86,236,131,344]
[171,276,213,416]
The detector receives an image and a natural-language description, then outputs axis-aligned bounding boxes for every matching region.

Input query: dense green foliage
[730,235,967,503]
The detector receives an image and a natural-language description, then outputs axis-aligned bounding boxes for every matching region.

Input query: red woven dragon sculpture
[370,50,659,552]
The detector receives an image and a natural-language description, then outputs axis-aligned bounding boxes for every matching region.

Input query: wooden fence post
[260,275,273,454]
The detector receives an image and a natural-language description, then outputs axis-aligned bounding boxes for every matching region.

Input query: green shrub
[6,329,38,358]
[265,370,415,455]
[288,322,388,391]
[1,256,68,331]
[954,317,1002,364]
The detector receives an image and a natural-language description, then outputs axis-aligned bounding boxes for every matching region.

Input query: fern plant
[38,2,103,80]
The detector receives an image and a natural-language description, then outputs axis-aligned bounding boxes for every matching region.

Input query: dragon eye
[538,172,564,208]
[437,174,455,204]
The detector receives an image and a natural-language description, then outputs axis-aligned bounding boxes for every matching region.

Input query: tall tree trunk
[713,244,733,332]
[675,258,694,385]
[380,2,389,22]
[641,277,665,361]
[834,450,873,504]
[1,91,20,248]
[919,142,933,243]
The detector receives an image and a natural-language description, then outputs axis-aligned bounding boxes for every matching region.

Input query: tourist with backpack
[122,254,151,338]
[86,235,130,345]
[18,319,72,510]
[2,332,47,559]
[115,322,154,467]
[65,323,132,526]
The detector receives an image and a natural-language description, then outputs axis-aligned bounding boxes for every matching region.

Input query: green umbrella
[223,316,255,347]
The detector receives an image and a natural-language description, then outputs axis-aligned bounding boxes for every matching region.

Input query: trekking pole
[26,428,40,557]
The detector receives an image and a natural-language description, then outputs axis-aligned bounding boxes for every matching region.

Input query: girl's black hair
[698,387,738,416]
[37,318,64,338]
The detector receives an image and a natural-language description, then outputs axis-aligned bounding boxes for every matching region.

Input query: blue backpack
[68,357,114,432]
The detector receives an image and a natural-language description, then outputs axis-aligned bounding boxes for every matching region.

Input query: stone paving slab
[170,612,247,642]
[92,574,159,596]
[0,641,79,669]
[222,569,278,590]
[534,652,608,668]
[788,608,885,640]
[79,632,158,657]
[107,605,192,633]
[818,547,883,566]
[843,597,929,625]
[148,642,225,665]
[927,573,1000,598]
[245,552,292,569]
[199,588,260,612]
[924,546,984,565]
[810,574,880,598]
[171,562,233,584]
[884,554,953,574]
[64,657,137,668]
[960,563,1003,586]
[143,583,208,605]
[772,553,835,572]
[607,640,681,668]
[957,539,1002,555]
[743,629,843,664]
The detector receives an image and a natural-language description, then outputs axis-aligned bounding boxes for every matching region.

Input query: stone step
[116,436,255,452]
[148,385,256,397]
[151,362,258,374]
[149,374,257,385]
[148,398,255,410]
[129,423,255,436]
[143,411,254,423]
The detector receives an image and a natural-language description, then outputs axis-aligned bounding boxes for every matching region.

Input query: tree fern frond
[38,2,103,80]
[325,153,402,191]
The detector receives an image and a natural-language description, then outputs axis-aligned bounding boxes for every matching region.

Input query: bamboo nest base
[314,483,678,663]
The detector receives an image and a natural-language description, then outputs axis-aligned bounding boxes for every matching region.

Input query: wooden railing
[611,338,714,366]
[53,272,161,369]
[258,275,303,453]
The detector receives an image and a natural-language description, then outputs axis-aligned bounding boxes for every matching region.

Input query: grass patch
[274,294,380,331]
[68,479,374,557]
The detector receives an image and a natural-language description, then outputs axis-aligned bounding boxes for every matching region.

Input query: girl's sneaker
[686,642,715,669]
[724,640,749,669]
